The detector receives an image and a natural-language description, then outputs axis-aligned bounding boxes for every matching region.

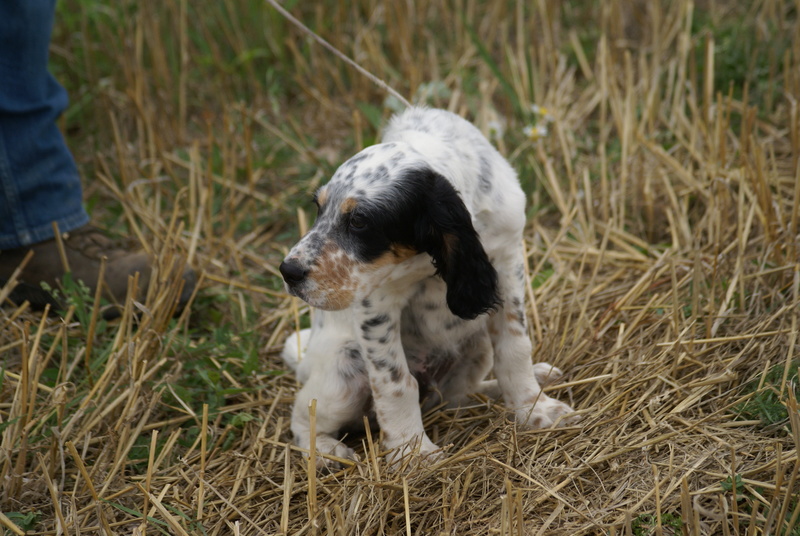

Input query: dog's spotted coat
[280,107,574,466]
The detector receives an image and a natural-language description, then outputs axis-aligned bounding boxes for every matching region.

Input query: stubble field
[2,1,800,534]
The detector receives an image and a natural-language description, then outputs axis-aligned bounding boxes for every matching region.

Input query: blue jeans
[0,0,89,249]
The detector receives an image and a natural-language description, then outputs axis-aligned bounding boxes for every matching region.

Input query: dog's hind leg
[489,251,576,428]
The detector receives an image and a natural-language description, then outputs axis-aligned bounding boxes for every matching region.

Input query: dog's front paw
[515,394,576,429]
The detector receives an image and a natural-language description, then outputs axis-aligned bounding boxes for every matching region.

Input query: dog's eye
[349,213,367,231]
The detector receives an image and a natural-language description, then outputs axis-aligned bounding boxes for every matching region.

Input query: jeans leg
[0,0,89,249]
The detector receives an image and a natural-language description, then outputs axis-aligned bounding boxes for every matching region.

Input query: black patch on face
[360,167,502,318]
[305,160,444,268]
[310,179,425,264]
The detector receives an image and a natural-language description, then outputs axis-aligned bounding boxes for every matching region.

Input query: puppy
[280,107,574,466]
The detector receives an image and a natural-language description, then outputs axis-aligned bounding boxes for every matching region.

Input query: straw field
[2,0,800,534]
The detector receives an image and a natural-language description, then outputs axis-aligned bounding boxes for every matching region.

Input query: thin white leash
[264,0,412,109]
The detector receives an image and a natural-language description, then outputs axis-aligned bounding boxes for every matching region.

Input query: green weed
[1,510,40,534]
[631,512,683,535]
[736,362,800,431]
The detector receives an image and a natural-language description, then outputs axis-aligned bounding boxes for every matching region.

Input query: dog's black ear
[413,170,500,319]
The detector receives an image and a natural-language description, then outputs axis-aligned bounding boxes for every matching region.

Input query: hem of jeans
[0,210,89,250]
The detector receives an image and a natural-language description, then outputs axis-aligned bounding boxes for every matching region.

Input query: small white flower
[523,124,549,140]
[530,104,554,122]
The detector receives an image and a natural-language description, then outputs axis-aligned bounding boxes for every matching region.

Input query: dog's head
[280,143,499,319]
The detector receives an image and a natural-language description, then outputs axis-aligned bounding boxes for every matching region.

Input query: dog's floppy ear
[413,169,500,319]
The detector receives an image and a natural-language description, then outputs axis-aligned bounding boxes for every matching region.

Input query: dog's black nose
[279,259,308,285]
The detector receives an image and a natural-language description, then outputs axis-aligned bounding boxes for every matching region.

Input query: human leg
[0,0,89,249]
[0,1,195,315]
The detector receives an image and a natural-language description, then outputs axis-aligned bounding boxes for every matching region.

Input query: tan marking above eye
[340,197,358,214]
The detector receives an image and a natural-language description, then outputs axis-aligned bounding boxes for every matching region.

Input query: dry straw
[1,0,800,534]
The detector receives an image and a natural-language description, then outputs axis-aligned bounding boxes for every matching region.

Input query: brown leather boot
[0,225,195,318]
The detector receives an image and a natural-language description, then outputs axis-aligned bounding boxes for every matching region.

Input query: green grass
[2,511,40,534]
[631,513,683,536]
[691,7,794,112]
[737,362,800,431]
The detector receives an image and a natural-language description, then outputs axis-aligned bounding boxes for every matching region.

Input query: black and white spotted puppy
[279,107,574,466]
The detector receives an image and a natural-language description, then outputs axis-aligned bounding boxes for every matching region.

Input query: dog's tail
[281,328,312,373]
